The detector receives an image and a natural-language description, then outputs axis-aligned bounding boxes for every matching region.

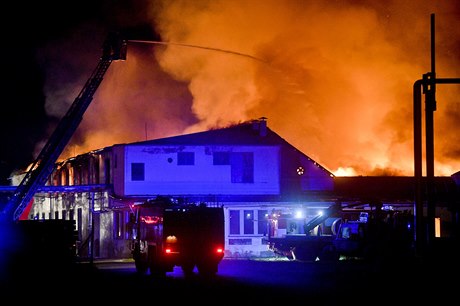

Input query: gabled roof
[121,118,333,176]
[129,119,283,146]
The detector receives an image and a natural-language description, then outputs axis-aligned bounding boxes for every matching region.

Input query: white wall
[119,145,281,196]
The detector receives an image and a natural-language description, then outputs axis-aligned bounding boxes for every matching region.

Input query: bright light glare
[333,167,357,176]
[295,210,303,219]
[166,235,177,243]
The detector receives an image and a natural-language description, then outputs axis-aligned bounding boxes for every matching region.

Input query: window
[177,152,195,165]
[244,210,254,234]
[114,211,124,239]
[77,208,83,241]
[213,152,230,165]
[104,158,111,184]
[93,159,100,184]
[131,163,145,181]
[229,210,240,235]
[231,152,254,183]
[257,210,268,235]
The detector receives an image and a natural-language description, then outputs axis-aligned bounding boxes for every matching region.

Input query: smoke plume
[43,0,460,176]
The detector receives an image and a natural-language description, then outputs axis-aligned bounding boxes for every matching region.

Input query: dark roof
[121,119,331,173]
[129,120,284,146]
[118,119,334,177]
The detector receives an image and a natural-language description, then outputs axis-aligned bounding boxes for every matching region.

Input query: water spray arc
[128,40,267,63]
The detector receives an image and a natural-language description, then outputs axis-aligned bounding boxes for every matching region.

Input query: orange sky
[45,0,460,177]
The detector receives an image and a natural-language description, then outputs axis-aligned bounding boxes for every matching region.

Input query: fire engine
[266,202,415,262]
[129,197,225,277]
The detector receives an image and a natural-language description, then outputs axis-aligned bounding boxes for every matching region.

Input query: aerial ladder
[302,202,341,234]
[1,32,127,222]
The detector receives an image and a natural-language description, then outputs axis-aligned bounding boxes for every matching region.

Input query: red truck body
[130,197,225,276]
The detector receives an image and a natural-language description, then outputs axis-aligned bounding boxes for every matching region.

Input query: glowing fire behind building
[40,0,460,177]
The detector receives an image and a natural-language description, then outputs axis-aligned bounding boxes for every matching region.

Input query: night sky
[1,0,459,185]
[0,1,196,185]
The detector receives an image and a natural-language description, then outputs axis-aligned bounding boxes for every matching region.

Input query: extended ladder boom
[2,33,127,222]
[303,202,341,233]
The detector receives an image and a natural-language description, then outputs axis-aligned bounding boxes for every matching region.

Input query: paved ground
[3,252,458,305]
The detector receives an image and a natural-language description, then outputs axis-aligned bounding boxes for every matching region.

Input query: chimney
[258,117,267,137]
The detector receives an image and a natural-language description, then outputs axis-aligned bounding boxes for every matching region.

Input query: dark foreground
[2,251,459,305]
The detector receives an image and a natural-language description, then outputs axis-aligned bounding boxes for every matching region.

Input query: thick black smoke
[1,0,459,186]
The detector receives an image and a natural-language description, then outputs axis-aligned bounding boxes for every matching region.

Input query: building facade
[24,118,460,260]
[26,118,339,259]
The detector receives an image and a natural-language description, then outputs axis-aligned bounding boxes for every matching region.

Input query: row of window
[31,208,83,241]
[229,209,268,236]
[32,209,77,221]
[113,209,269,240]
[131,151,254,183]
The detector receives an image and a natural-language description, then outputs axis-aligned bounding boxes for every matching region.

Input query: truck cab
[130,197,225,277]
[333,220,368,259]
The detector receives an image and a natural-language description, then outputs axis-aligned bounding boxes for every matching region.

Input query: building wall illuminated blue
[114,145,281,196]
[26,118,336,259]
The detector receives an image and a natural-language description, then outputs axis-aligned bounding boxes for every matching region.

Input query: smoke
[39,0,460,176]
[38,22,197,161]
[148,0,460,176]
[72,42,197,153]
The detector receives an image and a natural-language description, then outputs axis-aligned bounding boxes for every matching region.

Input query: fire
[44,1,460,176]
[334,167,357,177]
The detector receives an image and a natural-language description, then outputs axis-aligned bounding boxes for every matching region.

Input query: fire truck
[129,197,225,277]
[266,202,415,262]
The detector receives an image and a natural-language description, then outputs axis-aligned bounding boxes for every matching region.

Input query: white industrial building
[23,118,459,260]
[25,118,339,259]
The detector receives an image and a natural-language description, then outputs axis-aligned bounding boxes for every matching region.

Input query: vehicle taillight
[215,247,224,254]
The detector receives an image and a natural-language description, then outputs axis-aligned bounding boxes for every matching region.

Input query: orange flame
[46,1,460,177]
